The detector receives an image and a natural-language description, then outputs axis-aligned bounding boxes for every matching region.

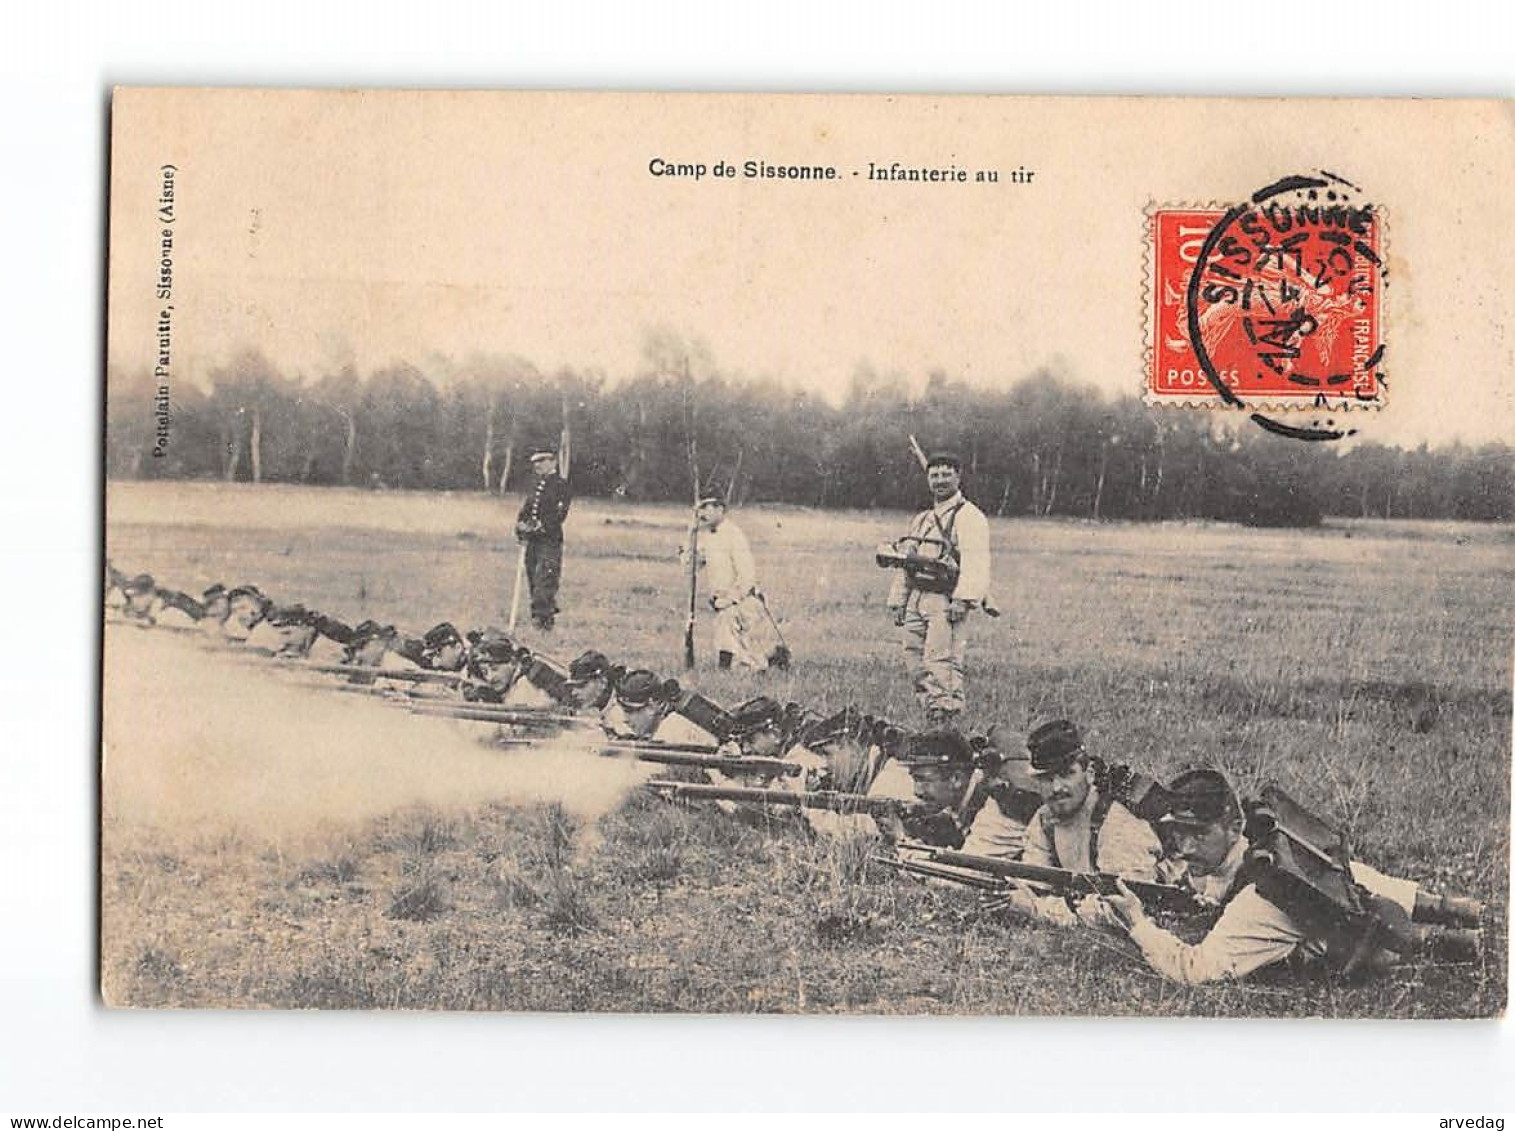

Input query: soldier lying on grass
[1098,769,1484,983]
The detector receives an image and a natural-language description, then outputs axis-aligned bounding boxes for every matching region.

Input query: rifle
[617,747,801,776]
[507,545,528,632]
[482,736,793,779]
[407,701,583,727]
[647,780,902,816]
[895,841,1202,917]
[872,854,1018,892]
[292,662,468,686]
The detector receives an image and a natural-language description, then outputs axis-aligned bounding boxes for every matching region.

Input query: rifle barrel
[902,843,1200,915]
[625,749,801,776]
[648,781,895,814]
[301,663,465,685]
[872,855,1008,892]
[408,703,581,726]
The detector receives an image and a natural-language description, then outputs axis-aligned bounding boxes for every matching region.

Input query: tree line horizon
[106,340,1513,528]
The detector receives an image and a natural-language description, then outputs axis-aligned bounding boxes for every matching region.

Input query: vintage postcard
[103,90,1512,1017]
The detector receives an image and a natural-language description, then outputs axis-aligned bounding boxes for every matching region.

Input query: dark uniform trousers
[525,537,563,626]
[517,473,571,629]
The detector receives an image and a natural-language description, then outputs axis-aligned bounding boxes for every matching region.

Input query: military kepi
[926,451,962,472]
[897,728,974,767]
[1027,718,1083,775]
[1161,768,1238,828]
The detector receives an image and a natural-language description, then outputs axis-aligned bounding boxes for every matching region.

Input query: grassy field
[102,480,1512,1016]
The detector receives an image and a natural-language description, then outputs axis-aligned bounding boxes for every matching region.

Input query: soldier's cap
[1160,769,1241,829]
[529,449,557,462]
[727,696,787,737]
[926,451,963,472]
[798,706,871,748]
[467,630,520,664]
[124,573,156,594]
[1027,719,1085,776]
[697,495,727,510]
[567,650,613,683]
[615,669,679,710]
[202,583,228,602]
[422,622,464,651]
[896,727,975,769]
[266,603,316,627]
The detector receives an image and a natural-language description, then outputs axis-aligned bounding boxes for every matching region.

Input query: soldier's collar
[932,491,965,512]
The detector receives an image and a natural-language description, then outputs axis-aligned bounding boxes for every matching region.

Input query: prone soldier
[989,719,1163,927]
[959,725,1044,860]
[600,669,684,740]
[198,584,233,637]
[1102,769,1484,983]
[246,604,321,657]
[783,707,897,838]
[462,630,526,703]
[119,574,159,622]
[878,728,992,849]
[223,585,273,641]
[418,622,469,673]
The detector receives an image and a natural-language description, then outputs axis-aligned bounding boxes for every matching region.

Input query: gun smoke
[102,626,656,849]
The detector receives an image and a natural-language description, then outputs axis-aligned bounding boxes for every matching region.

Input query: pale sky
[109,91,1515,445]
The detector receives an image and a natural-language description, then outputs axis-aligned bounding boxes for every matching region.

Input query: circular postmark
[1185,172,1386,441]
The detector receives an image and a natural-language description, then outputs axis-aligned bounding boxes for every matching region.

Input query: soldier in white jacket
[682,497,788,671]
[884,452,991,727]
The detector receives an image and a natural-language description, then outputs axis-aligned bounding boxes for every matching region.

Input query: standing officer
[515,448,572,632]
[883,451,990,728]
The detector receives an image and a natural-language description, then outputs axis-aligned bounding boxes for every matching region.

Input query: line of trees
[106,339,1513,527]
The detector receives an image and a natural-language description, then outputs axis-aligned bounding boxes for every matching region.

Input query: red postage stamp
[1147,173,1385,415]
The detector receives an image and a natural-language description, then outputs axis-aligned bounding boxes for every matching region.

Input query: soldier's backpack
[675,690,737,742]
[1242,785,1418,975]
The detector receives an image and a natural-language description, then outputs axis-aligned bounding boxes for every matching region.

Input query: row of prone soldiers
[106,563,1488,986]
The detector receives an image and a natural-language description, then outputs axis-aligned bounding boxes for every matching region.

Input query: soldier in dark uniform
[515,448,572,631]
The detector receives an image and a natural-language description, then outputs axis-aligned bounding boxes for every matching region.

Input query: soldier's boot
[1415,926,1483,963]
[1413,889,1485,929]
[718,650,733,670]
